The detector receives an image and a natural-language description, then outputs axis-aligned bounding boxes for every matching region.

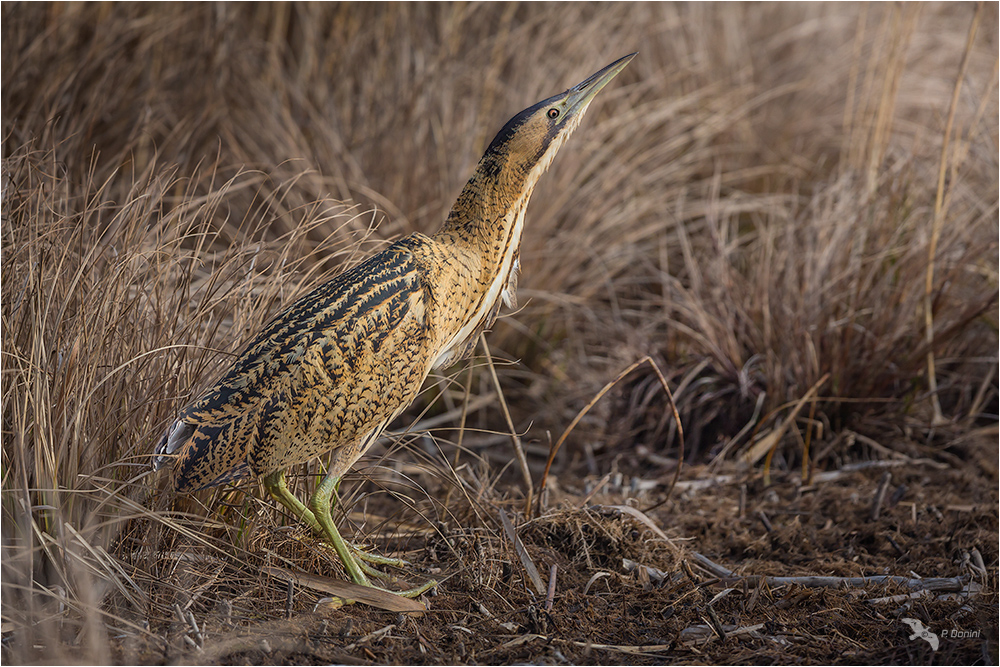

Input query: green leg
[264,469,437,598]
[319,477,414,570]
[309,472,371,587]
[263,469,322,534]
[309,472,437,598]
[263,470,400,571]
[354,547,411,568]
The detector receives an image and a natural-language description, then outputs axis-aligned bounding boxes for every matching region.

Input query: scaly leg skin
[264,469,372,585]
[308,472,372,587]
[263,469,407,577]
[315,476,415,570]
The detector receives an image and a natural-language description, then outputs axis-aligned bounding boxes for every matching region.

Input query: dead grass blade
[600,504,672,544]
[498,508,545,596]
[262,566,425,614]
[741,373,830,484]
[924,1,985,426]
[537,355,684,517]
[479,335,533,513]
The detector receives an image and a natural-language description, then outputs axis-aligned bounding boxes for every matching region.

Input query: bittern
[154,53,635,596]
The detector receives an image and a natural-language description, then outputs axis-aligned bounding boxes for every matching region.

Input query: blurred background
[2,2,997,662]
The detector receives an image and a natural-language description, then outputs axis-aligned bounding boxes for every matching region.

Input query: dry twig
[691,552,966,593]
[869,471,892,521]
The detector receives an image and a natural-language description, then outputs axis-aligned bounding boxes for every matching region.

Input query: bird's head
[439,53,635,242]
[482,53,637,184]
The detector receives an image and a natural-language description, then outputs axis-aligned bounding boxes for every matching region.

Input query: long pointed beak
[565,52,636,116]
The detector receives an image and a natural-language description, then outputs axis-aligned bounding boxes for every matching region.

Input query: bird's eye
[547,108,559,119]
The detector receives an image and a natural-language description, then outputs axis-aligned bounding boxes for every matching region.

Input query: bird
[154,53,636,597]
[901,618,939,651]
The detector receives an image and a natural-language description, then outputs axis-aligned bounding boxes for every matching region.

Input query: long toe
[348,542,411,568]
[319,542,410,583]
[394,578,438,599]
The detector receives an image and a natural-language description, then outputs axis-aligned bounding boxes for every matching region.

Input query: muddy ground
[100,428,997,667]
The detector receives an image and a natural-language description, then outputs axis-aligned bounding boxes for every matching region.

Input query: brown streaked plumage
[154,53,635,597]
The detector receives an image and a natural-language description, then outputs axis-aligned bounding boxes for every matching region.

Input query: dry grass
[2,2,997,664]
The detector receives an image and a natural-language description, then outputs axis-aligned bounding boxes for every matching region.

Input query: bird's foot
[306,475,437,599]
[319,541,437,598]
[388,577,438,599]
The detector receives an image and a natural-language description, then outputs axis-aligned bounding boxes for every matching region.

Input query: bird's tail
[153,419,194,471]
[153,418,250,492]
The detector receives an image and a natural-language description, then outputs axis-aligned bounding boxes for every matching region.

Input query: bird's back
[155,236,438,492]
